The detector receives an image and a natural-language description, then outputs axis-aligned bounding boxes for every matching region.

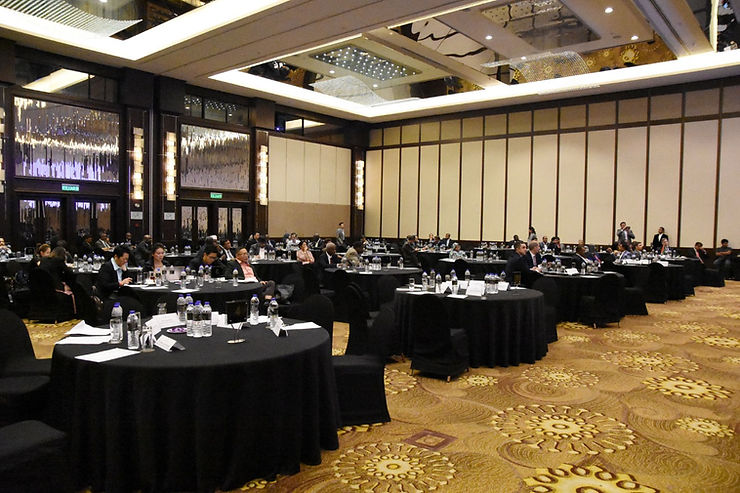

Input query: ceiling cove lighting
[0,0,289,61]
[22,69,90,93]
[310,45,419,81]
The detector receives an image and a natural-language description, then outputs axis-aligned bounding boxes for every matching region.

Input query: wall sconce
[257,144,268,205]
[131,127,144,201]
[165,131,177,201]
[354,159,364,210]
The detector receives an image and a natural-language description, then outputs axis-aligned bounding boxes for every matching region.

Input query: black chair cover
[0,309,51,378]
[410,294,468,380]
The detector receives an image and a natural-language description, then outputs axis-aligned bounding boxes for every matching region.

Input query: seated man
[539,236,550,253]
[226,247,276,298]
[187,245,226,277]
[96,246,143,319]
[505,241,528,279]
[439,233,453,250]
[318,242,341,270]
[713,238,733,278]
[524,240,543,269]
[79,234,95,257]
[0,237,10,253]
[572,245,591,269]
[248,237,274,258]
[401,235,419,266]
[285,232,301,250]
[311,234,325,250]
[344,241,364,267]
[135,235,153,266]
[448,243,466,259]
[693,242,708,264]
[548,236,562,255]
[219,239,235,261]
[95,233,113,252]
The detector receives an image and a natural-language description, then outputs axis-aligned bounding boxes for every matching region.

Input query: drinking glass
[408,277,415,290]
[157,302,167,315]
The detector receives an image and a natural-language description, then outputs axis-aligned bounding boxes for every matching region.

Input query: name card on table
[285,322,322,331]
[155,335,185,352]
[466,280,485,297]
[657,261,669,267]
[565,268,579,276]
[498,281,510,291]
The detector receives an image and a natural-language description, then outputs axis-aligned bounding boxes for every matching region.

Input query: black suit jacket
[39,257,72,291]
[187,257,226,278]
[651,233,668,251]
[573,255,589,269]
[439,238,453,249]
[523,252,543,269]
[142,260,171,273]
[96,261,133,299]
[505,254,527,279]
[317,252,340,270]
[400,242,419,266]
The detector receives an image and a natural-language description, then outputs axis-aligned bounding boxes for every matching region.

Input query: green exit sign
[62,183,79,192]
[210,192,223,199]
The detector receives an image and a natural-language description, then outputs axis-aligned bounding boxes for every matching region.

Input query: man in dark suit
[226,247,276,297]
[573,245,590,269]
[524,241,543,269]
[135,235,153,266]
[96,246,143,321]
[401,235,419,266]
[311,234,325,250]
[549,236,562,255]
[693,242,708,264]
[317,242,341,271]
[651,227,668,252]
[188,245,225,277]
[505,241,528,279]
[79,234,95,257]
[249,237,275,258]
[439,233,453,250]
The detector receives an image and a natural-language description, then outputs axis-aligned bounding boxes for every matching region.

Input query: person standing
[651,227,669,252]
[335,222,346,248]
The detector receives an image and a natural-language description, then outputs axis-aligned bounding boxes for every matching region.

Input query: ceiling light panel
[310,44,420,81]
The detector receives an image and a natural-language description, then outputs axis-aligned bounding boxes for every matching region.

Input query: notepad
[65,321,111,336]
[56,336,112,345]
[285,322,322,330]
[75,348,139,362]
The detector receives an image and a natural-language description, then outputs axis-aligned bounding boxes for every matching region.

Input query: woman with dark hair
[296,241,315,264]
[527,226,537,242]
[39,246,76,314]
[34,243,51,267]
[143,243,171,272]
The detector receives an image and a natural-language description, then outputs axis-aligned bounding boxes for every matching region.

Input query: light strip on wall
[22,69,90,93]
[354,159,364,210]
[132,127,144,201]
[257,144,268,205]
[164,131,177,201]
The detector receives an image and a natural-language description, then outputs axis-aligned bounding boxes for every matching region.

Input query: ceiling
[1,0,739,123]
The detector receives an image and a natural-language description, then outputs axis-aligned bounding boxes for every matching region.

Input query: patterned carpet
[26,284,740,493]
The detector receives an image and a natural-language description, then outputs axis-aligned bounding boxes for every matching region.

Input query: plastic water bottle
[185,292,193,307]
[186,302,194,336]
[451,271,458,294]
[232,268,239,286]
[176,294,187,322]
[197,266,204,287]
[250,294,260,325]
[398,257,404,269]
[267,298,279,329]
[73,254,78,268]
[192,301,203,338]
[109,302,123,343]
[202,301,212,337]
[155,268,162,286]
[126,311,140,350]
[580,263,586,275]
[421,272,428,290]
[435,273,442,292]
[465,269,471,282]
[179,270,186,289]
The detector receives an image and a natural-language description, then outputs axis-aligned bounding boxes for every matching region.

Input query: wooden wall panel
[402,124,420,144]
[723,84,740,113]
[364,150,382,237]
[509,112,531,134]
[319,144,336,204]
[438,143,461,237]
[506,137,531,240]
[585,130,616,244]
[459,141,483,240]
[560,105,586,129]
[680,120,718,247]
[717,118,740,245]
[384,127,400,145]
[482,139,506,241]
[418,145,440,237]
[285,139,305,202]
[399,147,420,237]
[463,117,483,138]
[531,134,558,238]
[421,122,440,142]
[615,127,647,242]
[557,133,586,242]
[336,147,351,205]
[368,129,382,147]
[268,202,350,238]
[267,136,286,202]
[381,148,400,238]
[303,142,321,204]
[646,124,681,245]
[589,101,616,127]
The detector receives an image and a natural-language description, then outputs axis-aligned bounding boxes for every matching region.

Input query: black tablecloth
[127,281,263,315]
[395,288,547,368]
[325,267,422,310]
[604,263,685,300]
[49,325,339,493]
[542,272,624,322]
[667,257,702,289]
[436,258,507,277]
[251,260,299,283]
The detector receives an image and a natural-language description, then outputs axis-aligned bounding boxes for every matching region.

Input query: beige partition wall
[365,81,739,248]
[646,124,681,245]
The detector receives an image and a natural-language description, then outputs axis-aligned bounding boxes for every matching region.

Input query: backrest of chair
[300,294,334,338]
[75,274,94,297]
[345,283,370,355]
[332,269,349,291]
[281,272,306,303]
[301,265,321,296]
[647,262,667,289]
[453,258,469,274]
[376,275,400,306]
[418,254,433,274]
[345,283,369,320]
[531,277,560,307]
[0,308,35,366]
[369,305,398,359]
[410,294,452,357]
[596,273,623,319]
[28,268,55,297]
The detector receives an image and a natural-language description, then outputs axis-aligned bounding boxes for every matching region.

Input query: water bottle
[186,302,194,336]
[197,266,204,287]
[179,270,186,289]
[232,268,239,286]
[580,263,586,275]
[87,256,93,272]
[109,302,123,343]
[267,298,279,329]
[155,268,162,286]
[202,301,213,337]
[451,271,458,294]
[250,294,260,325]
[465,269,471,282]
[176,294,187,322]
[421,272,428,290]
[73,254,78,268]
[185,292,193,306]
[398,257,404,269]
[192,301,203,338]
[435,273,442,293]
[126,311,140,350]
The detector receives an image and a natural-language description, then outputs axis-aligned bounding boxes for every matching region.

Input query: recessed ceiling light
[604,6,613,14]
[485,34,493,40]
[372,83,378,88]
[631,35,639,41]
[329,69,335,74]
[521,56,527,60]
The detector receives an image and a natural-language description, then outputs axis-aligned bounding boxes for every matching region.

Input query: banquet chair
[344,283,372,355]
[579,273,623,328]
[280,294,334,341]
[0,309,51,378]
[376,275,400,311]
[330,269,350,322]
[0,420,72,493]
[301,264,321,297]
[0,375,49,427]
[418,254,434,274]
[645,262,668,303]
[530,277,559,343]
[453,258,470,278]
[279,272,306,303]
[332,354,390,426]
[702,267,725,287]
[27,269,74,323]
[409,294,468,381]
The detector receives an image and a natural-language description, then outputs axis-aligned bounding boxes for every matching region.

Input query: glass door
[17,197,66,249]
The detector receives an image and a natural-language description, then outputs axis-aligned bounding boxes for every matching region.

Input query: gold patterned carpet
[27,284,740,493]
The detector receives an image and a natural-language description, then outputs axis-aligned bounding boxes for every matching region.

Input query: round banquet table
[360,252,402,265]
[324,267,422,310]
[541,272,625,322]
[250,259,299,283]
[394,288,548,368]
[436,258,507,277]
[604,262,685,301]
[126,280,264,316]
[49,324,340,493]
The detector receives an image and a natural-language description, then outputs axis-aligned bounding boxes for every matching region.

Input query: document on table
[238,277,259,283]
[284,322,322,330]
[466,281,485,297]
[447,294,467,299]
[65,321,111,336]
[75,348,139,362]
[56,336,111,345]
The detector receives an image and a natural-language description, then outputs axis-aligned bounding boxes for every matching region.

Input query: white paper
[285,321,321,330]
[238,277,259,283]
[408,290,428,295]
[639,259,650,264]
[146,313,182,333]
[565,268,579,276]
[438,281,452,293]
[466,280,485,296]
[498,281,510,291]
[65,321,111,336]
[447,294,467,299]
[359,271,374,275]
[658,261,669,267]
[75,348,139,362]
[172,288,198,293]
[141,285,168,290]
[155,335,178,352]
[56,336,112,345]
